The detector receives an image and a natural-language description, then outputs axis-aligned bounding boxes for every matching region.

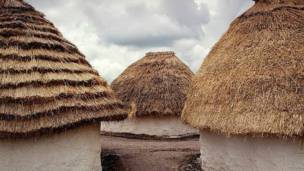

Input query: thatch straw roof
[182,0,304,137]
[0,0,127,137]
[111,52,194,117]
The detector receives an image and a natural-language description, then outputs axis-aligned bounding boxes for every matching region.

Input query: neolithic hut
[101,51,197,139]
[0,0,127,170]
[182,0,304,170]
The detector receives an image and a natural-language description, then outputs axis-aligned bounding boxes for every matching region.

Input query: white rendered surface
[0,125,101,171]
[200,131,304,171]
[100,117,198,138]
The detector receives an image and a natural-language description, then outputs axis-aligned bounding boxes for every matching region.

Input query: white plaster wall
[100,117,198,138]
[200,131,304,171]
[0,125,101,171]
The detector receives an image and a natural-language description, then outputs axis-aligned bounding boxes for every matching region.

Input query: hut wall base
[200,131,304,171]
[0,125,101,171]
[100,116,198,138]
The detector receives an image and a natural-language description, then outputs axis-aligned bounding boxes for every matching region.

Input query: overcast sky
[26,0,254,82]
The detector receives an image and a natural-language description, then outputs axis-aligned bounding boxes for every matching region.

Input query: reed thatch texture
[0,0,127,137]
[111,52,194,117]
[182,0,304,137]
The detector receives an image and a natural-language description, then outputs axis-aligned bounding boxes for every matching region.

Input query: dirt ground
[100,135,201,171]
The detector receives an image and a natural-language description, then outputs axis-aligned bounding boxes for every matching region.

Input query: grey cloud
[26,0,61,9]
[82,0,210,48]
[110,34,184,48]
[162,0,209,28]
[24,0,253,82]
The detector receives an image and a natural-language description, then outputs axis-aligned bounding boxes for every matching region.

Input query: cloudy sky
[26,0,254,82]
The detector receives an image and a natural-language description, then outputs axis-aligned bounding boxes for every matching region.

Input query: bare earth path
[100,135,201,171]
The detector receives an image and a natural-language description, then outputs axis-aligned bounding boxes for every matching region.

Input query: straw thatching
[111,52,194,117]
[182,0,304,137]
[0,0,127,137]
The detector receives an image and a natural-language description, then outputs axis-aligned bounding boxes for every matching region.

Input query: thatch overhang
[111,51,194,118]
[182,0,304,137]
[0,0,127,137]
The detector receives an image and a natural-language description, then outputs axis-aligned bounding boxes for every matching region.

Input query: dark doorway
[101,150,125,171]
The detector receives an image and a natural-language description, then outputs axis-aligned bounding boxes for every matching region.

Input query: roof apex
[253,0,304,5]
[145,51,175,56]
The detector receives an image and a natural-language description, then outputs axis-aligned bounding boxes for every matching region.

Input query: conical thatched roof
[182,0,304,137]
[111,52,194,117]
[0,0,127,137]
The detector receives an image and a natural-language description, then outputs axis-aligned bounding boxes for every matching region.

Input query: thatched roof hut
[0,0,127,137]
[101,52,197,138]
[182,0,304,137]
[182,0,304,170]
[0,1,127,170]
[112,51,193,118]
